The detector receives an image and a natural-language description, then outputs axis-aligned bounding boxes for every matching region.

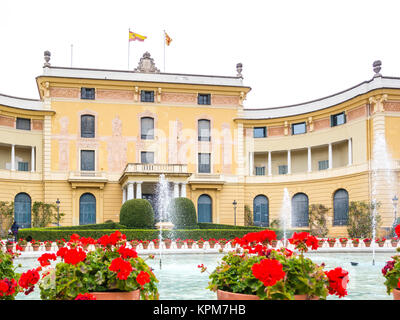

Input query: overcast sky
[1,0,400,109]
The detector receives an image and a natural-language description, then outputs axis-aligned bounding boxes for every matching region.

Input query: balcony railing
[124,163,188,174]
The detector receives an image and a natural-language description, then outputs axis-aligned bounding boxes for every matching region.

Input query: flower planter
[377,242,385,248]
[32,245,40,252]
[19,245,26,252]
[176,243,183,249]
[340,242,348,248]
[352,243,359,247]
[163,241,171,249]
[91,289,140,300]
[153,243,160,249]
[294,294,319,300]
[217,290,259,300]
[197,243,204,249]
[318,241,324,248]
[6,244,13,251]
[271,241,278,248]
[364,242,371,247]
[187,243,194,249]
[208,243,216,249]
[141,243,149,250]
[393,288,400,300]
[328,242,335,248]
[45,246,52,251]
[391,241,398,248]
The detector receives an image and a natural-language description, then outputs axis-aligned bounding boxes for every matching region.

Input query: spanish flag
[129,31,147,42]
[165,32,172,46]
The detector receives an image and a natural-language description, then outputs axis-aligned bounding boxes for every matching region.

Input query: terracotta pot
[45,246,52,251]
[176,243,183,249]
[393,288,400,300]
[19,245,26,252]
[217,290,259,300]
[164,241,171,249]
[6,244,13,251]
[209,243,216,249]
[391,241,398,247]
[271,241,278,248]
[32,245,40,252]
[91,289,140,300]
[197,243,204,249]
[378,242,385,247]
[340,242,347,247]
[352,243,359,247]
[153,243,160,249]
[364,242,371,247]
[294,294,320,300]
[142,243,149,249]
[187,243,193,249]
[328,242,335,248]
[318,241,324,248]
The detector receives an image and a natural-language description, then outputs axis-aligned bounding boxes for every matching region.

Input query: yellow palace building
[1,52,399,236]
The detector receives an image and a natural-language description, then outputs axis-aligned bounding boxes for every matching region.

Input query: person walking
[10,221,20,242]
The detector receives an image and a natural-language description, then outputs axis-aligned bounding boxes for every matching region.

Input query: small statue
[44,50,51,67]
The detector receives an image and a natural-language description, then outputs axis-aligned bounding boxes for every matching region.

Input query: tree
[32,201,64,228]
[309,204,330,238]
[169,197,198,229]
[347,201,382,238]
[0,201,14,238]
[244,205,253,226]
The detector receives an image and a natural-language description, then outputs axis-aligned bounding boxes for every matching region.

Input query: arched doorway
[14,193,31,228]
[333,189,349,226]
[291,193,309,227]
[197,194,212,223]
[253,195,269,227]
[79,193,96,225]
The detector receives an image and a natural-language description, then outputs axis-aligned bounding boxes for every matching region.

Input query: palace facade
[1,52,399,236]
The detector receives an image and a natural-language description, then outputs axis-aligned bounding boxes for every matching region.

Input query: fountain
[370,126,397,265]
[154,174,174,269]
[280,188,292,246]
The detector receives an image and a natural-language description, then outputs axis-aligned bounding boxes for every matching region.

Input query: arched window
[198,194,212,223]
[333,189,349,226]
[291,193,309,227]
[253,195,269,227]
[141,117,154,140]
[79,193,96,225]
[198,119,211,141]
[14,193,31,228]
[81,114,95,138]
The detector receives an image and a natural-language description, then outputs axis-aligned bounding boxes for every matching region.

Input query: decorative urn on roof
[133,52,160,73]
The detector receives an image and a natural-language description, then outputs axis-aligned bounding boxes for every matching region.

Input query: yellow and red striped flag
[165,32,172,46]
[129,31,147,42]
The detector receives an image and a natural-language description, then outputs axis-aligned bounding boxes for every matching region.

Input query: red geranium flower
[0,278,17,297]
[136,271,151,286]
[117,245,138,259]
[63,247,86,265]
[109,257,133,280]
[251,258,286,287]
[325,267,349,298]
[395,224,400,238]
[38,253,57,267]
[289,232,319,251]
[18,269,40,295]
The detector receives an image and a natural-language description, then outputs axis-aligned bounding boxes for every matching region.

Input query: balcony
[124,163,188,175]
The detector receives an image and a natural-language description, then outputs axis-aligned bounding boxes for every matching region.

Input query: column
[31,146,35,172]
[173,182,180,198]
[307,147,312,173]
[136,181,142,199]
[122,186,126,204]
[348,138,352,166]
[11,144,15,171]
[249,152,254,176]
[180,183,187,197]
[287,150,291,174]
[268,151,272,176]
[127,182,134,200]
[328,143,333,169]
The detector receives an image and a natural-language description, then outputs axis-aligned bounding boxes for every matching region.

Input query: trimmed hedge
[18,227,296,242]
[169,197,198,229]
[120,199,154,228]
[45,222,126,230]
[198,223,265,230]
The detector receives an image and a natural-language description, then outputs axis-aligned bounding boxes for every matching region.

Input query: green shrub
[168,197,198,229]
[120,199,154,228]
[347,201,382,238]
[46,222,126,230]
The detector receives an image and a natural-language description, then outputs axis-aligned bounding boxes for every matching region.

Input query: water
[14,252,395,300]
[371,128,397,265]
[280,188,291,245]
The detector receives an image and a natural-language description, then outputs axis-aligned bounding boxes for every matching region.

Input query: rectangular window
[18,162,29,171]
[198,120,211,141]
[16,118,31,130]
[198,153,211,173]
[81,115,95,138]
[81,88,95,100]
[278,165,288,175]
[292,122,306,135]
[141,117,154,140]
[255,166,265,176]
[141,151,154,164]
[198,94,211,105]
[318,160,329,171]
[254,127,267,138]
[140,91,155,102]
[331,112,346,127]
[80,150,95,171]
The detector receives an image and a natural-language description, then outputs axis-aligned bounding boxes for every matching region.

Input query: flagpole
[128,28,131,69]
[163,30,166,72]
